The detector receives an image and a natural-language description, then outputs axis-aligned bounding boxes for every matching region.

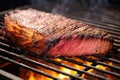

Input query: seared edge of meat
[4,16,47,55]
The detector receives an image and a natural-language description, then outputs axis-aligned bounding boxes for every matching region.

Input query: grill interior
[0,5,120,80]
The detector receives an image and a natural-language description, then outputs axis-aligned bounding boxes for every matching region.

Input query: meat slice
[4,8,113,57]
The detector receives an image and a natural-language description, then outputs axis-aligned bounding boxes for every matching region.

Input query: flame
[96,65,107,70]
[27,67,76,80]
[58,67,77,80]
[29,72,35,80]
[19,55,118,80]
[21,56,117,80]
[81,62,117,80]
[58,67,70,80]
[81,65,108,80]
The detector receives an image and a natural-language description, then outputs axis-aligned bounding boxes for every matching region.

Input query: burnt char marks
[44,38,60,56]
[48,20,86,40]
[8,8,112,41]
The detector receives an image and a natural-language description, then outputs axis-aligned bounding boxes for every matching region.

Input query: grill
[0,4,120,80]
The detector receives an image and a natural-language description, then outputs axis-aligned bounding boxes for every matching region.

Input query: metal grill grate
[0,5,120,80]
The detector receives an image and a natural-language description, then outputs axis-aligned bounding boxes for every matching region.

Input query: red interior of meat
[48,38,111,57]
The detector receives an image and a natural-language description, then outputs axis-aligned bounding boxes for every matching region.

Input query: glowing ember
[58,67,76,80]
[19,56,117,80]
[29,72,35,80]
[19,57,91,80]
[81,65,107,79]
[81,63,117,80]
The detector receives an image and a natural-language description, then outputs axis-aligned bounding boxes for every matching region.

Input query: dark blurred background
[0,0,30,11]
[0,0,119,24]
[0,0,120,11]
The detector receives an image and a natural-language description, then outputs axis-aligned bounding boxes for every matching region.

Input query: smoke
[51,0,109,13]
[30,0,109,12]
[50,0,112,23]
[90,0,109,10]
[30,0,112,22]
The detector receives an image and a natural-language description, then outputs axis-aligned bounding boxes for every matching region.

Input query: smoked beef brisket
[4,9,113,57]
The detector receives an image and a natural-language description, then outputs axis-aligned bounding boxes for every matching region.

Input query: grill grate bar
[112,36,120,40]
[75,1,119,25]
[79,56,120,71]
[113,42,120,46]
[30,55,108,80]
[102,23,120,29]
[0,48,85,80]
[114,40,120,44]
[0,41,11,48]
[94,24,120,33]
[66,15,120,37]
[0,22,4,26]
[109,53,120,59]
[113,44,120,49]
[81,21,120,37]
[92,54,120,64]
[0,69,23,80]
[90,25,120,36]
[74,7,120,22]
[60,57,120,78]
[71,15,120,29]
[0,55,59,80]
